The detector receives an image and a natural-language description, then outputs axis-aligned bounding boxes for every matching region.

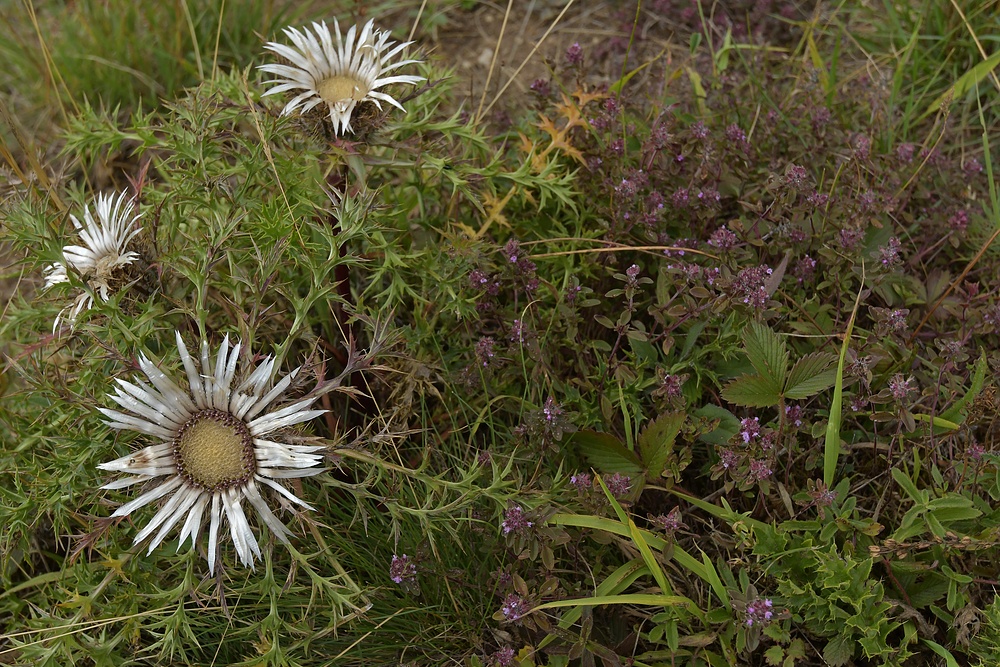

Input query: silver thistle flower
[98,332,327,573]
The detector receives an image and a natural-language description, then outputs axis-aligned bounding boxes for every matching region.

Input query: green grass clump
[3,1,1000,665]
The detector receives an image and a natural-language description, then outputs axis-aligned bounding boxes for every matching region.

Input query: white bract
[44,191,143,331]
[98,332,327,573]
[259,19,424,134]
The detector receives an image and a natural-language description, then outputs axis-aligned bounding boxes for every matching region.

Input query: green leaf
[892,467,927,505]
[721,374,782,407]
[596,474,673,597]
[695,404,740,445]
[922,50,1000,121]
[939,352,988,424]
[784,352,837,399]
[571,430,644,476]
[822,633,853,666]
[533,593,692,612]
[824,280,863,488]
[638,411,685,480]
[743,320,789,389]
[539,559,650,651]
[922,639,961,667]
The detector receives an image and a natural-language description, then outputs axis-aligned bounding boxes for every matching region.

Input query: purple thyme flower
[749,459,773,482]
[889,374,914,401]
[743,597,775,627]
[650,507,684,533]
[476,336,496,368]
[491,646,516,667]
[565,42,583,66]
[839,227,864,251]
[390,554,417,584]
[896,143,915,163]
[740,417,761,443]
[529,78,550,97]
[570,472,592,491]
[501,593,529,622]
[877,237,903,269]
[501,504,534,535]
[784,405,803,428]
[793,255,817,284]
[605,472,631,498]
[784,164,809,189]
[732,265,773,308]
[708,226,739,250]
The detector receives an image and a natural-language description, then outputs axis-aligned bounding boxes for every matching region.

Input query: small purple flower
[889,374,914,401]
[811,106,832,130]
[949,209,968,232]
[605,472,631,498]
[749,459,773,482]
[501,504,534,536]
[708,226,739,251]
[390,554,417,584]
[469,269,490,288]
[510,319,529,344]
[719,448,738,470]
[491,646,516,667]
[672,188,690,208]
[529,78,550,97]
[476,337,496,368]
[964,157,983,175]
[896,143,915,163]
[658,373,683,399]
[784,405,803,428]
[742,596,776,628]
[501,593,529,621]
[878,237,903,269]
[886,309,908,333]
[969,442,985,461]
[793,255,817,284]
[807,191,830,208]
[839,227,864,251]
[740,417,761,443]
[570,472,592,491]
[565,42,583,66]
[651,507,684,533]
[732,266,773,308]
[691,121,709,140]
[725,123,749,151]
[852,134,871,160]
[784,164,809,189]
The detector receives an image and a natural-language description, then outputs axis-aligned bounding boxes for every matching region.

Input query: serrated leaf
[638,411,685,480]
[571,430,644,476]
[721,374,782,407]
[743,321,789,388]
[822,633,853,666]
[784,351,837,399]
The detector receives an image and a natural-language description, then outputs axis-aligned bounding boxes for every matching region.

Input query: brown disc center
[316,75,366,105]
[174,409,255,490]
